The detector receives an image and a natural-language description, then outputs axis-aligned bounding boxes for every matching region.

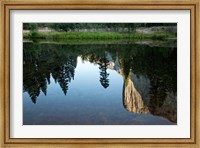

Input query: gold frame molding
[0,0,199,147]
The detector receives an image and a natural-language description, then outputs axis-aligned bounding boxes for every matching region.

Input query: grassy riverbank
[23,32,176,40]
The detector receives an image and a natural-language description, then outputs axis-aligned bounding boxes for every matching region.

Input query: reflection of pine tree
[23,58,48,104]
[52,56,76,95]
[57,67,69,95]
[23,74,47,104]
[24,77,40,104]
[23,43,78,103]
[46,72,51,85]
[41,77,47,96]
[98,58,110,89]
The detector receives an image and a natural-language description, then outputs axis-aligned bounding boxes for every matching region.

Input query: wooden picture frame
[0,0,199,147]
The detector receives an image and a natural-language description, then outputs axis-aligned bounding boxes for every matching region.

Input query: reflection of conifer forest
[23,42,177,122]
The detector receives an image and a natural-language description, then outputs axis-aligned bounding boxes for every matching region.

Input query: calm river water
[23,40,177,125]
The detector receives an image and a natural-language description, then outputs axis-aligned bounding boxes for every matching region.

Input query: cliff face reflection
[23,42,177,125]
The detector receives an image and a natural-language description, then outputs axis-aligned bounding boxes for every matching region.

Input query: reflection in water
[99,57,110,88]
[23,42,177,124]
[123,74,177,122]
[123,77,150,114]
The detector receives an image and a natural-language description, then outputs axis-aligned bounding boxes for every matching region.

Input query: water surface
[23,40,177,125]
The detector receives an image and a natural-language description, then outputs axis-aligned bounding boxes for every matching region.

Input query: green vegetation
[24,32,176,40]
[23,23,177,40]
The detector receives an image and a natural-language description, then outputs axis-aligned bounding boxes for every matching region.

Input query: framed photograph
[0,0,199,147]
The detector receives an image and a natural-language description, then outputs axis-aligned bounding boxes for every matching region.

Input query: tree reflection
[23,43,77,103]
[99,57,110,88]
[51,57,76,95]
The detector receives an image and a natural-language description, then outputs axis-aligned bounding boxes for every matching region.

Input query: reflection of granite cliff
[123,73,177,123]
[106,55,177,123]
[123,78,150,114]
